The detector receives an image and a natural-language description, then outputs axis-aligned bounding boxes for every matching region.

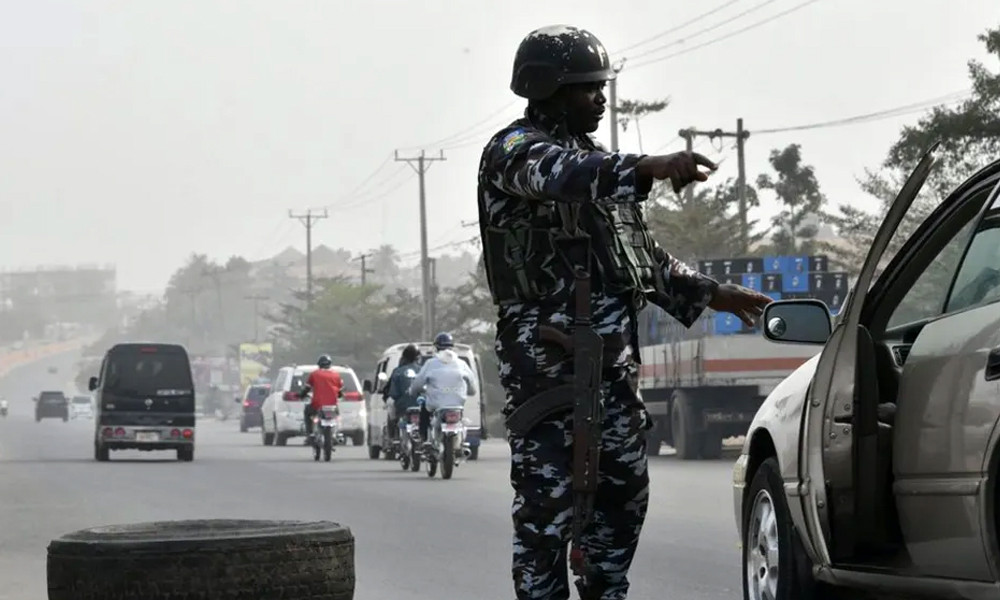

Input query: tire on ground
[47,519,355,600]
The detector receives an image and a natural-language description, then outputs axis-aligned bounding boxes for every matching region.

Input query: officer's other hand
[708,283,772,328]
[637,152,718,194]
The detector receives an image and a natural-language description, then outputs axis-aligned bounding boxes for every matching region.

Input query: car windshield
[104,347,194,397]
[247,386,270,401]
[40,393,64,402]
[72,397,91,404]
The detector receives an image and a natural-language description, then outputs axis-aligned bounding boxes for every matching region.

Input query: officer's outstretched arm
[485,129,650,204]
[646,243,719,329]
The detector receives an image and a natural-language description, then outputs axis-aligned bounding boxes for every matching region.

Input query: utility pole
[355,253,375,286]
[607,59,627,152]
[244,294,269,342]
[427,257,438,335]
[394,149,446,341]
[677,120,752,253]
[288,209,328,307]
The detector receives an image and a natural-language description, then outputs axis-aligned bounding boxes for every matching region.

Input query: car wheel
[262,418,275,446]
[46,519,355,599]
[351,432,364,447]
[743,457,820,600]
[177,446,194,462]
[94,441,109,462]
[239,417,248,433]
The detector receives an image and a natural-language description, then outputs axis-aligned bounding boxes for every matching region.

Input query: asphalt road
[0,350,744,600]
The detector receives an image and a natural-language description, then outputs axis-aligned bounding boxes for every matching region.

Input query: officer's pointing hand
[637,152,718,194]
[708,283,773,328]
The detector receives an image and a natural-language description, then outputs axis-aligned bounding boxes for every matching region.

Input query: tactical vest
[481,198,660,307]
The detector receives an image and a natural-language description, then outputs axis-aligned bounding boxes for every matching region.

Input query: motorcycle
[421,403,471,480]
[398,406,422,472]
[310,404,345,462]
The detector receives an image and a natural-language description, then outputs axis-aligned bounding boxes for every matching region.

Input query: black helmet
[317,355,332,369]
[401,344,420,363]
[433,332,454,350]
[510,25,614,101]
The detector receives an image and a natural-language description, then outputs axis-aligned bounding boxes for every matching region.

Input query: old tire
[47,519,355,600]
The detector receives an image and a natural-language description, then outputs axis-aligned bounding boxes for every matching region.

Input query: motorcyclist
[385,344,422,442]
[301,355,343,441]
[408,332,477,448]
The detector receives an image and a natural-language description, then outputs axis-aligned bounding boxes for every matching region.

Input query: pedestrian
[477,24,772,600]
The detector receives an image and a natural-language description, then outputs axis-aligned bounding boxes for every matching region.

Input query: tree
[616,97,670,152]
[885,26,1000,196]
[645,178,765,264]
[823,25,1000,275]
[756,144,826,254]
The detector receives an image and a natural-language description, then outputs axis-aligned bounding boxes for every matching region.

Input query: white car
[69,395,94,419]
[364,342,487,461]
[260,364,365,447]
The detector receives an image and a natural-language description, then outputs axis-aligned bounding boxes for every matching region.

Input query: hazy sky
[2,0,997,292]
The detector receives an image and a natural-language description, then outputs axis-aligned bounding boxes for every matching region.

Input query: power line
[613,0,741,56]
[630,0,823,70]
[626,0,782,61]
[754,89,972,135]
[398,100,520,151]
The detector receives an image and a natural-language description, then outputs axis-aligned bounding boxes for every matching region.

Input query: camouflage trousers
[507,377,650,600]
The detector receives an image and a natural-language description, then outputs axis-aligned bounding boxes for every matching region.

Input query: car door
[798,146,941,567]
[887,181,1000,581]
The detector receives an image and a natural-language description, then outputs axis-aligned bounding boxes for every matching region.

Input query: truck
[637,254,851,460]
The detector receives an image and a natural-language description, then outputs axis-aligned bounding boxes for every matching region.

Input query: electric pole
[355,253,375,286]
[244,294,269,342]
[607,59,627,152]
[428,257,438,336]
[677,119,752,253]
[394,149,446,341]
[288,209,328,307]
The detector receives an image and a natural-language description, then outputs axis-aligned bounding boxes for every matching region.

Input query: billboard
[239,342,273,390]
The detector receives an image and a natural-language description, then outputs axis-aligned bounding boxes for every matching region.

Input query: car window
[886,219,977,329]
[945,205,1000,313]
[247,386,270,401]
[332,369,359,393]
[104,346,193,397]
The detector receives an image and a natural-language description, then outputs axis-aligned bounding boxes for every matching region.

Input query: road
[0,350,744,600]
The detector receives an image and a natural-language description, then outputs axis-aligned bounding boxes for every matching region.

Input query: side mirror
[762,299,832,345]
[376,371,389,384]
[362,379,372,393]
[88,376,98,392]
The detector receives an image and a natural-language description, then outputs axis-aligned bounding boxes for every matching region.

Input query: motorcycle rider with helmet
[300,354,343,442]
[407,332,477,449]
[385,344,422,443]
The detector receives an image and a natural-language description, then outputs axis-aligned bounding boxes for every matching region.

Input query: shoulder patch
[500,128,529,154]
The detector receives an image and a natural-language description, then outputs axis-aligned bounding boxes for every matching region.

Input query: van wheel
[46,519,355,600]
[468,444,479,461]
[671,393,699,460]
[94,442,109,462]
[351,432,364,447]
[742,457,823,600]
[177,446,194,462]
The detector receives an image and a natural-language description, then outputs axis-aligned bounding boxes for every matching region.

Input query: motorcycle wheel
[410,446,420,472]
[323,430,333,462]
[312,435,320,462]
[442,438,455,480]
[425,451,437,478]
[400,445,410,470]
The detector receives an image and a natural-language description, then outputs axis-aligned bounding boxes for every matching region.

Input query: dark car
[238,383,271,432]
[90,343,196,462]
[35,391,68,422]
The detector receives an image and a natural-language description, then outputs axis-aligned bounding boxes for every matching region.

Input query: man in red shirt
[302,354,343,440]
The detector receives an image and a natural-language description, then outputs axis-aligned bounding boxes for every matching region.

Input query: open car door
[798,143,940,566]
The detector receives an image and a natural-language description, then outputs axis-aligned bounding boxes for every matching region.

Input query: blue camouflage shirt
[478,107,717,396]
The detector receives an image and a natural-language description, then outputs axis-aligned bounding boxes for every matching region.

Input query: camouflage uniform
[478,106,718,599]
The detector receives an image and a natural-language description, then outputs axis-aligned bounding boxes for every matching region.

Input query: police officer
[478,25,772,600]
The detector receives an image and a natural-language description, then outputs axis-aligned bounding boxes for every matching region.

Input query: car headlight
[733,454,749,485]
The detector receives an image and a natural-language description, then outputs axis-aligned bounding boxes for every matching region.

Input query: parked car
[69,395,94,419]
[260,364,365,447]
[733,147,1000,599]
[237,383,271,432]
[35,391,68,422]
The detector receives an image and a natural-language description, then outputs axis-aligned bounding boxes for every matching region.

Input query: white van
[363,342,487,461]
